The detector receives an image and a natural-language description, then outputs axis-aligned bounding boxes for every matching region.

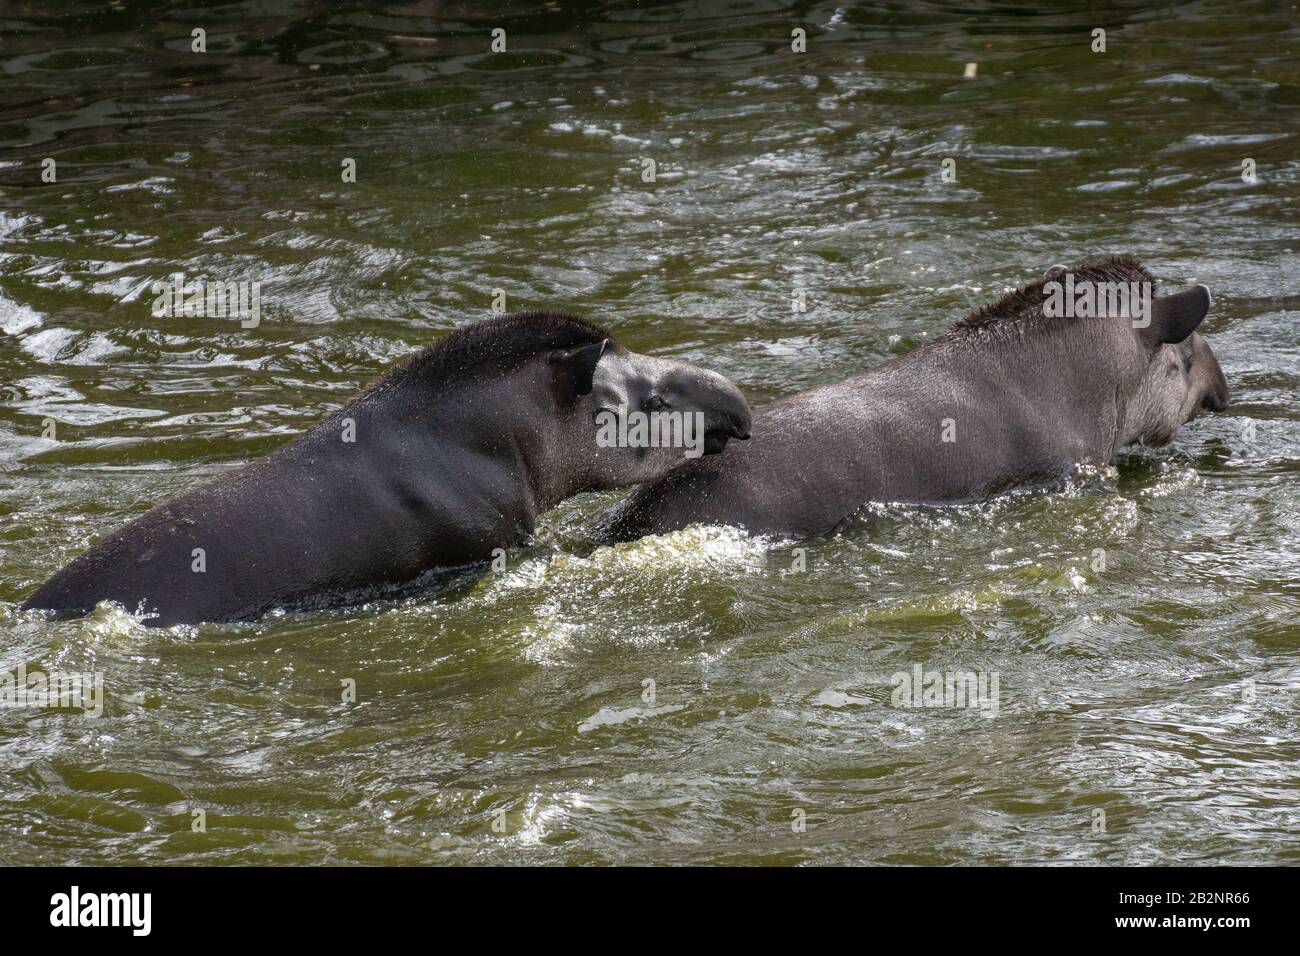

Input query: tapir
[22,311,752,625]
[599,257,1230,541]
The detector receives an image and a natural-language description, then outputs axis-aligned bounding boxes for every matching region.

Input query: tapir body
[23,312,751,625]
[601,258,1230,541]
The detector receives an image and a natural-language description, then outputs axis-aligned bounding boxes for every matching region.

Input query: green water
[1,1,1297,865]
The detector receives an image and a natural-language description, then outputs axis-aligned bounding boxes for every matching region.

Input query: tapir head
[547,337,752,486]
[1123,284,1230,448]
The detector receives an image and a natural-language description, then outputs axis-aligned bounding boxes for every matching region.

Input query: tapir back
[603,313,1143,540]
[604,257,1229,542]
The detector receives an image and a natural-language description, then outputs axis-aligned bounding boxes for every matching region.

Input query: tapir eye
[644,395,670,412]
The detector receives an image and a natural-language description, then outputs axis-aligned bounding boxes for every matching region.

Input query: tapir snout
[1202,381,1229,413]
[1201,359,1230,413]
[1192,330,1230,414]
[666,366,752,455]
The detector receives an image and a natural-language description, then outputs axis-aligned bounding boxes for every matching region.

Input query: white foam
[577,704,685,733]
[0,292,42,335]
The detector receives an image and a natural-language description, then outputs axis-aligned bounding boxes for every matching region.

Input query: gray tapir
[600,257,1230,541]
[22,311,752,626]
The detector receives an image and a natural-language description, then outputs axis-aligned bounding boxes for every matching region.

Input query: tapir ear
[549,339,607,400]
[1144,284,1211,346]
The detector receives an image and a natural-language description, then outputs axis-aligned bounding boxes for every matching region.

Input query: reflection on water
[0,1,1297,865]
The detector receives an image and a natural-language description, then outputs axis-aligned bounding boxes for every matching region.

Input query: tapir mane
[376,310,614,393]
[943,255,1157,339]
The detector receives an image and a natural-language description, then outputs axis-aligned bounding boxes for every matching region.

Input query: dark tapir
[600,257,1230,541]
[23,311,751,625]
